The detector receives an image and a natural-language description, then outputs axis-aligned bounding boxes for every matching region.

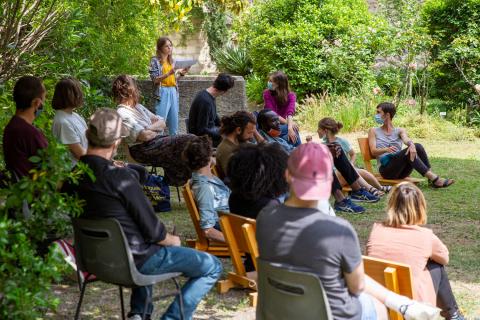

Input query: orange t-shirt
[366,223,449,306]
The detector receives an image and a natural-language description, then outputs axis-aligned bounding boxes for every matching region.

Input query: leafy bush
[246,74,266,105]
[423,0,480,105]
[236,0,385,98]
[213,44,253,76]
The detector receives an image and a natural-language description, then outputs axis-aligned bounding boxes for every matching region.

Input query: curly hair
[111,75,140,106]
[182,135,213,171]
[220,111,256,135]
[227,143,289,201]
[318,117,343,134]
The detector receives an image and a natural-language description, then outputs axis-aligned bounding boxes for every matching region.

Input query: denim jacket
[191,172,231,229]
[258,130,295,154]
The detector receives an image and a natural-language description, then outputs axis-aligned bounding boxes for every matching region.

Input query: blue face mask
[35,104,44,118]
[374,114,384,125]
[267,81,274,90]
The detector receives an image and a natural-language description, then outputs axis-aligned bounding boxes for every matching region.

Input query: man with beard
[215,111,264,178]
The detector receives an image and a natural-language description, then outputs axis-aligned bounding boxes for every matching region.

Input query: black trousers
[379,143,431,179]
[331,149,360,193]
[427,260,459,317]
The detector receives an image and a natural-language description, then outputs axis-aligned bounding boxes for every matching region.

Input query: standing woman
[263,70,301,147]
[149,36,189,135]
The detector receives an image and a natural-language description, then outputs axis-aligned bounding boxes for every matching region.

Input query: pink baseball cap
[288,143,333,200]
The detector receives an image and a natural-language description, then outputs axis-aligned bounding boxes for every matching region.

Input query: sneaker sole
[334,207,365,214]
[350,197,380,203]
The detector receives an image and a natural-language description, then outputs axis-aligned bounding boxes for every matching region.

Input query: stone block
[137,75,246,134]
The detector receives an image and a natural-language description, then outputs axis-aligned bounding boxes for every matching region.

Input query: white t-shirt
[117,104,163,145]
[52,110,88,165]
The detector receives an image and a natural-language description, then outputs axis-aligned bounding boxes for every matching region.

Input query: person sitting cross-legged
[257,109,379,213]
[256,142,441,320]
[367,182,464,320]
[369,102,454,188]
[182,135,230,243]
[63,108,222,320]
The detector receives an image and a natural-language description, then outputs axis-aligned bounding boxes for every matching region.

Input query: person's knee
[203,254,223,279]
[414,143,425,152]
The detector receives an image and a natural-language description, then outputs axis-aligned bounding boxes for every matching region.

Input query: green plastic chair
[72,218,184,320]
[256,259,333,320]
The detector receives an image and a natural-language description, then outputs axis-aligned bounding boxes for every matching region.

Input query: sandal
[431,176,455,188]
[380,185,392,193]
[368,186,384,197]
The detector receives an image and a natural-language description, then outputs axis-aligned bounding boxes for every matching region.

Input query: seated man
[216,111,264,177]
[3,76,48,178]
[188,73,235,147]
[65,108,222,320]
[256,143,441,320]
[183,136,230,242]
[369,102,453,188]
[257,109,379,213]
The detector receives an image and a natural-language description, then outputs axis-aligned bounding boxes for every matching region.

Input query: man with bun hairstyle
[256,143,441,320]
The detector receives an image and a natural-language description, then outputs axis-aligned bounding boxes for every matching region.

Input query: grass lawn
[49,134,480,319]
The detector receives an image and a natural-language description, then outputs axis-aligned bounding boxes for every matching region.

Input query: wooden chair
[181,182,229,256]
[363,256,414,320]
[357,137,424,186]
[217,212,258,306]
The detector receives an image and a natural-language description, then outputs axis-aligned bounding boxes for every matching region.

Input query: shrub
[246,74,266,105]
[423,0,480,105]
[212,44,253,76]
[236,0,384,98]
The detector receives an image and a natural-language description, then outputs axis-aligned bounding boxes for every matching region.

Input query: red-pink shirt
[263,89,296,119]
[3,115,48,177]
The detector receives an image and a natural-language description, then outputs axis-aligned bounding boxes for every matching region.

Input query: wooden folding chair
[357,137,424,186]
[217,212,258,306]
[363,256,414,320]
[181,182,229,256]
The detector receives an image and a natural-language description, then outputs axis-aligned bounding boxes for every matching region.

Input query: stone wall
[137,75,247,134]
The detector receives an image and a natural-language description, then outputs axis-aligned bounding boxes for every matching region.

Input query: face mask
[267,81,274,90]
[374,114,384,125]
[35,103,44,118]
[268,128,281,137]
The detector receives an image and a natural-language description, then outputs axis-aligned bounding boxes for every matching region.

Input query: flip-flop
[431,176,455,188]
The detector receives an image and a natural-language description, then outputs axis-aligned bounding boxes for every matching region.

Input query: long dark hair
[156,36,173,65]
[227,143,289,201]
[270,70,290,107]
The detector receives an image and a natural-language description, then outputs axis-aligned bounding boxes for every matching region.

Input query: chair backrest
[218,212,258,275]
[72,218,137,286]
[363,256,414,320]
[357,137,375,173]
[256,259,332,320]
[182,181,209,249]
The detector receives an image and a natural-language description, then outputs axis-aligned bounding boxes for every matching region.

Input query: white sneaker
[127,315,142,320]
[400,301,441,320]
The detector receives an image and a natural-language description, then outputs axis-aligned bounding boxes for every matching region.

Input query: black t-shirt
[63,155,167,267]
[188,90,220,138]
[228,192,279,219]
[3,115,48,177]
[257,204,362,320]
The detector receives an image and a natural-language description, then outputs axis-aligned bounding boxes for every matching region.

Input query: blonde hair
[385,182,427,227]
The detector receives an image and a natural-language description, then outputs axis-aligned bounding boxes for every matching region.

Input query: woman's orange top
[366,223,449,306]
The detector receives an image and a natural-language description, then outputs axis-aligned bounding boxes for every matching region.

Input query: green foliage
[212,44,252,76]
[202,0,229,60]
[236,0,384,97]
[423,0,480,104]
[0,218,64,319]
[245,74,266,105]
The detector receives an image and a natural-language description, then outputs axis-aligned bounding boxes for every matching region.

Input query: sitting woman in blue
[183,136,230,242]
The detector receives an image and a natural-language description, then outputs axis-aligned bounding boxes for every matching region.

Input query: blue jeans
[359,293,377,320]
[155,86,179,135]
[130,246,222,320]
[279,124,301,148]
